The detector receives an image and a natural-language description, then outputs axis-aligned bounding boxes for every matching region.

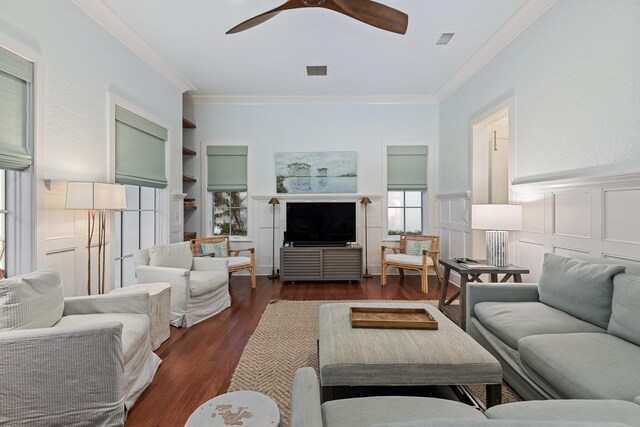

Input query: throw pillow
[404,239,432,256]
[149,241,193,270]
[608,273,640,346]
[538,253,625,328]
[201,241,228,258]
[0,265,64,331]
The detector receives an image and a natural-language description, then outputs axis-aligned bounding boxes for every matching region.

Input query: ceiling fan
[226,0,408,35]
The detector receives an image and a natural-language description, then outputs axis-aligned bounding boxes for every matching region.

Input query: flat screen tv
[286,202,356,246]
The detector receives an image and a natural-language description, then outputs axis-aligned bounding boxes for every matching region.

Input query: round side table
[109,282,171,350]
[185,391,281,427]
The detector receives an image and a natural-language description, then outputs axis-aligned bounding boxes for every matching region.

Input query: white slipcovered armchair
[133,241,231,327]
[0,266,160,426]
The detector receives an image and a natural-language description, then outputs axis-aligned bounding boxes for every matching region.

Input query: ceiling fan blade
[326,0,408,34]
[226,0,302,34]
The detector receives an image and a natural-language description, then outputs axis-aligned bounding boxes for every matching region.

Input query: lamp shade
[94,183,127,210]
[268,197,280,205]
[65,182,95,209]
[65,182,127,210]
[472,204,523,231]
[360,197,372,205]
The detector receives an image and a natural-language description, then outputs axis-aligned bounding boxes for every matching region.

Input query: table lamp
[471,204,522,267]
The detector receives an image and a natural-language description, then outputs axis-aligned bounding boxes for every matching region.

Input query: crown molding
[435,0,557,102]
[185,94,439,106]
[72,0,195,93]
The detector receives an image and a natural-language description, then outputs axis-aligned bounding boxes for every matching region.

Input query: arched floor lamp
[268,197,280,279]
[360,197,372,278]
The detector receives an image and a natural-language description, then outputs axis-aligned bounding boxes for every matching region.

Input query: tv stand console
[280,244,363,282]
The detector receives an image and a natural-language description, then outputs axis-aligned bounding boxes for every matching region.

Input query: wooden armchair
[381,235,442,294]
[191,237,256,288]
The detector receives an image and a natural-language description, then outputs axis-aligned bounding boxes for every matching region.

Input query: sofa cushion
[373,421,630,427]
[54,313,150,365]
[0,266,64,331]
[485,399,640,427]
[538,253,624,328]
[518,333,640,401]
[189,271,228,297]
[608,273,640,346]
[474,301,604,349]
[149,241,193,270]
[322,396,485,427]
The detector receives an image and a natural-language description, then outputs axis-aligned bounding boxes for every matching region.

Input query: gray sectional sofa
[466,253,640,402]
[290,367,640,427]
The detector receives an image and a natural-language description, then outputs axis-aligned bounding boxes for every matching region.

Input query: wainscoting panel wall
[437,173,640,286]
[513,173,640,281]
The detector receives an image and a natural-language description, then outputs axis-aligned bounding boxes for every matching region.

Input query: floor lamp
[360,197,372,278]
[66,182,127,294]
[268,197,280,279]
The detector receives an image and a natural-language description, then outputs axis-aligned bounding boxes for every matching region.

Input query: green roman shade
[207,146,248,192]
[115,105,168,188]
[0,46,33,171]
[387,145,428,190]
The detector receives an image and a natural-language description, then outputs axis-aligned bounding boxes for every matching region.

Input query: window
[114,185,158,286]
[386,145,428,236]
[387,191,423,235]
[112,104,167,287]
[207,146,248,238]
[213,191,248,237]
[0,46,34,277]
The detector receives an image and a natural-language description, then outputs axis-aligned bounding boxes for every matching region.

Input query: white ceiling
[93,0,535,98]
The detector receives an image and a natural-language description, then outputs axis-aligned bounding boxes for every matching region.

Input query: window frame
[114,185,158,288]
[203,142,253,242]
[211,190,249,238]
[0,43,36,276]
[382,141,433,240]
[387,190,426,236]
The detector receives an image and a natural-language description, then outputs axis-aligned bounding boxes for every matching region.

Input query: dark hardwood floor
[125,274,454,426]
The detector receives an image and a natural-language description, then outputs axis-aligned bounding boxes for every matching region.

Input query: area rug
[228,300,521,426]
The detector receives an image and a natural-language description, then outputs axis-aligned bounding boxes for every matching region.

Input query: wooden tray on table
[349,307,438,330]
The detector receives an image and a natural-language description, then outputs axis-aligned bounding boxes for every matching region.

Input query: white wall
[0,0,184,295]
[439,0,640,193]
[188,102,439,274]
[437,0,640,277]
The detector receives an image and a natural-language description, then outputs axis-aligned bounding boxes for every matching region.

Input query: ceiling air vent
[436,33,455,45]
[306,65,328,76]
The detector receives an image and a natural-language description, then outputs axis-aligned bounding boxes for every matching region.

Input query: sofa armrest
[192,257,229,272]
[0,323,126,426]
[64,292,150,315]
[466,283,540,327]
[291,367,323,427]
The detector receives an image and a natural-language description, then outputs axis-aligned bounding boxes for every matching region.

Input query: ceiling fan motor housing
[302,0,325,6]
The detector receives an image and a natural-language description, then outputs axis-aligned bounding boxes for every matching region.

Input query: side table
[438,259,529,331]
[185,391,281,427]
[110,282,171,350]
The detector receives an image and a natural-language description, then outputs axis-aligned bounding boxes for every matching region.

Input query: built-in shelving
[183,117,197,241]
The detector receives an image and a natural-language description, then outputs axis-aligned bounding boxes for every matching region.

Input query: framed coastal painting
[275,151,357,194]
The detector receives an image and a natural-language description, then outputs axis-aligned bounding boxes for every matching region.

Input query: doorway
[471,106,511,259]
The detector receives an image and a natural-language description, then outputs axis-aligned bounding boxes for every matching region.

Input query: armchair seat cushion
[385,254,434,267]
[54,313,150,365]
[189,271,228,297]
[322,396,485,427]
[227,256,251,268]
[474,301,605,349]
[518,332,640,401]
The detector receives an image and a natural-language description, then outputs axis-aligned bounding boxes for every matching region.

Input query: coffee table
[318,302,503,407]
